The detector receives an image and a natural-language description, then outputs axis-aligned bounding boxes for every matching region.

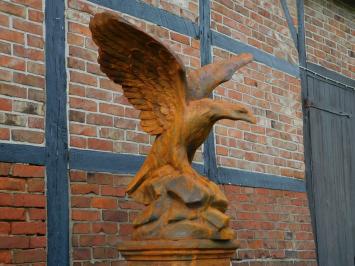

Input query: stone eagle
[90,12,256,204]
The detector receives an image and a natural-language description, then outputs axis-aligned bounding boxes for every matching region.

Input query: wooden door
[306,73,355,266]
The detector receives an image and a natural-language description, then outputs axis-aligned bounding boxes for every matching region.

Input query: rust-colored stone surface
[118,239,239,265]
[90,12,255,242]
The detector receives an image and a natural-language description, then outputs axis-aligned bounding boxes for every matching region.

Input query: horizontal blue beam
[69,148,305,192]
[69,148,205,175]
[218,167,306,192]
[0,143,306,192]
[0,143,46,165]
[88,0,199,38]
[211,31,300,77]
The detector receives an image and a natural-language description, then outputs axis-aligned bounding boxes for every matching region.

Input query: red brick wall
[70,170,137,265]
[0,0,45,145]
[0,163,46,265]
[211,0,299,64]
[213,47,304,179]
[69,170,316,265]
[305,0,354,79]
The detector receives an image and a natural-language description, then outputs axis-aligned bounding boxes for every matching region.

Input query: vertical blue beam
[199,0,218,182]
[45,0,69,265]
[296,0,319,263]
[280,0,298,50]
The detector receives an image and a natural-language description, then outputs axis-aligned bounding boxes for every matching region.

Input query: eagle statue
[90,12,256,241]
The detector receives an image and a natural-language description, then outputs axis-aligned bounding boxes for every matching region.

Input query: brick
[0,68,12,81]
[13,73,45,88]
[0,98,11,112]
[12,165,44,177]
[68,21,92,36]
[0,250,11,263]
[71,196,91,208]
[0,207,25,220]
[72,210,100,221]
[87,173,113,185]
[11,194,46,207]
[13,45,44,61]
[0,83,27,98]
[93,247,116,259]
[13,100,44,115]
[28,208,46,220]
[0,236,29,248]
[27,61,45,75]
[12,129,44,144]
[70,136,87,148]
[73,248,91,260]
[70,124,97,137]
[28,117,45,129]
[0,222,10,234]
[30,236,46,248]
[99,103,124,116]
[70,170,87,182]
[87,113,113,126]
[0,55,26,71]
[28,178,45,192]
[13,0,43,9]
[0,177,26,191]
[28,89,45,103]
[0,163,11,176]
[0,1,25,17]
[27,34,44,49]
[92,222,117,234]
[13,18,43,35]
[13,248,46,263]
[0,113,27,127]
[28,9,44,22]
[79,235,106,247]
[102,210,128,222]
[91,198,117,209]
[70,70,97,86]
[12,222,46,235]
[70,97,97,112]
[0,40,11,54]
[170,32,190,45]
[101,186,126,197]
[99,128,124,140]
[0,28,24,44]
[69,110,86,123]
[71,184,99,195]
[72,223,90,234]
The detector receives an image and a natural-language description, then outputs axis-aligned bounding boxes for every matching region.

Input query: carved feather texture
[90,12,187,135]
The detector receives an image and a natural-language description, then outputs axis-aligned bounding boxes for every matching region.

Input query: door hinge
[304,99,352,118]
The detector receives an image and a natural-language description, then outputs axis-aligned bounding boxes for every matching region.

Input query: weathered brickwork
[141,0,199,21]
[304,0,354,79]
[0,162,46,265]
[70,170,137,265]
[225,185,316,265]
[70,170,316,265]
[66,0,203,162]
[210,0,299,64]
[213,47,304,179]
[0,0,45,145]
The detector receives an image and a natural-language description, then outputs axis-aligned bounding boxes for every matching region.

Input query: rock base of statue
[130,169,234,240]
[118,239,239,266]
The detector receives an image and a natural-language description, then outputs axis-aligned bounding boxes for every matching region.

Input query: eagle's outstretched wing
[186,54,253,100]
[90,12,187,135]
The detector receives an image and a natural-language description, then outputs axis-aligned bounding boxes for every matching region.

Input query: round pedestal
[118,239,239,266]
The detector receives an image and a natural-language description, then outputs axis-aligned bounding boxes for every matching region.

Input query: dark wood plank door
[307,74,355,266]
